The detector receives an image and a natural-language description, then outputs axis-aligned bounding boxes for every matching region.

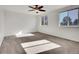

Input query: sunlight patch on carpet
[21,39,61,54]
[16,31,34,37]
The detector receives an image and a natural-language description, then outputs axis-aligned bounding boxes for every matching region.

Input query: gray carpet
[0,32,79,54]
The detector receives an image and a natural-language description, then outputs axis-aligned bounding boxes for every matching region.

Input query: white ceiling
[0,5,69,15]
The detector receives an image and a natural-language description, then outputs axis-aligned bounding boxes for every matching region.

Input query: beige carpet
[21,39,61,54]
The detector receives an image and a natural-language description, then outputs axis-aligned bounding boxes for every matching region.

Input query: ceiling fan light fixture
[35,10,39,13]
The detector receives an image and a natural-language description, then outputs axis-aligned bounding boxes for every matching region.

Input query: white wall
[4,11,37,36]
[0,10,38,46]
[37,10,79,42]
[0,9,4,46]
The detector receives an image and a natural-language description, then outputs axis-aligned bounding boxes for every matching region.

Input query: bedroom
[0,5,79,54]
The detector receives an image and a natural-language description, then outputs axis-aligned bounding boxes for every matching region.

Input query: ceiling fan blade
[39,9,46,12]
[29,10,34,11]
[28,6,35,9]
[38,6,43,9]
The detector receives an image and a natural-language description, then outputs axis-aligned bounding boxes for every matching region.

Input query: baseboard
[38,32,79,43]
[0,37,4,47]
[4,32,37,37]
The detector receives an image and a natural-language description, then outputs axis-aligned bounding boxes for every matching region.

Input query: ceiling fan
[28,5,46,13]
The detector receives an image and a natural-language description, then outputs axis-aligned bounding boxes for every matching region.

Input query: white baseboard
[0,37,4,46]
[38,31,79,42]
